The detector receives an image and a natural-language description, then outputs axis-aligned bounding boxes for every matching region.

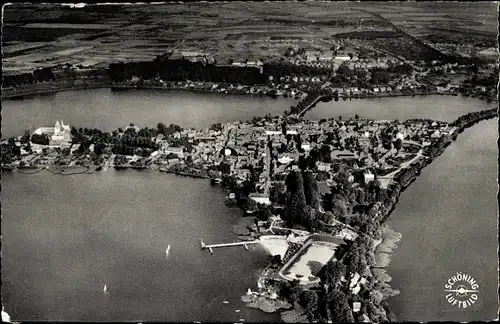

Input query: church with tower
[33,120,72,146]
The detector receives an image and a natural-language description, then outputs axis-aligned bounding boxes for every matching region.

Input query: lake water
[306,95,495,122]
[1,88,297,138]
[386,117,498,322]
[1,171,279,322]
[1,89,497,321]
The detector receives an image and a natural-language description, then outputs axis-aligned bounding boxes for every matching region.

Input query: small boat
[246,288,252,295]
[2,306,11,323]
[234,309,241,313]
[166,245,171,257]
[222,300,229,304]
[103,284,108,294]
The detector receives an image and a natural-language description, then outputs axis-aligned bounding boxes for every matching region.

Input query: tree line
[109,58,266,85]
[3,67,56,87]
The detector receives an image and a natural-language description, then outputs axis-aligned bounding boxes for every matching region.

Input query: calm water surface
[1,89,497,321]
[386,118,498,321]
[1,88,296,138]
[2,171,278,322]
[306,95,495,122]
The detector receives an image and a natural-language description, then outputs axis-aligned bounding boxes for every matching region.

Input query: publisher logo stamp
[444,272,479,309]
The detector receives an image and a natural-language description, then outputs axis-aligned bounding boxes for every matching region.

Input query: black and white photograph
[1,1,498,323]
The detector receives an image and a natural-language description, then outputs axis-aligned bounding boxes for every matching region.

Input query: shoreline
[3,109,496,176]
[371,113,498,319]
[2,93,497,323]
[1,80,110,100]
[2,81,496,103]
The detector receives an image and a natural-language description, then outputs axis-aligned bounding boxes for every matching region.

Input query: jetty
[200,239,260,254]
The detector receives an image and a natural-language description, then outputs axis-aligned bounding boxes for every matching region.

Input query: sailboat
[2,306,11,323]
[166,245,171,257]
[103,284,108,294]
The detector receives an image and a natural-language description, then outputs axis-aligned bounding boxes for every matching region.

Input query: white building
[301,143,311,152]
[364,171,375,184]
[249,193,272,205]
[317,162,331,172]
[33,120,72,146]
[163,146,185,158]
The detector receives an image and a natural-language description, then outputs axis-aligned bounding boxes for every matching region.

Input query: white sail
[103,284,107,293]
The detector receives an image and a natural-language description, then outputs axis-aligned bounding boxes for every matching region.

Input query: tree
[366,301,387,323]
[300,290,319,320]
[281,279,302,304]
[269,254,283,268]
[319,260,346,288]
[21,130,31,144]
[285,170,304,194]
[394,138,403,151]
[354,113,359,120]
[157,122,167,135]
[319,211,335,224]
[303,205,318,229]
[281,120,288,135]
[94,142,107,155]
[318,144,332,163]
[335,170,350,188]
[286,191,307,224]
[210,123,223,132]
[258,206,273,221]
[302,171,320,209]
[327,290,354,322]
[370,290,384,305]
[270,182,286,204]
[245,198,258,212]
[331,198,347,219]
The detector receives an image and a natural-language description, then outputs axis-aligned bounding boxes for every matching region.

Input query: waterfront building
[248,193,272,205]
[162,146,185,158]
[33,120,72,146]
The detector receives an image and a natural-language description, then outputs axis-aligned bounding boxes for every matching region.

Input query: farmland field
[2,2,497,74]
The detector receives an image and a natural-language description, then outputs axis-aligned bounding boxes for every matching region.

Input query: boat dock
[200,239,260,254]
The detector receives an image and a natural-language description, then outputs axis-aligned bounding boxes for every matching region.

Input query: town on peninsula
[1,2,498,323]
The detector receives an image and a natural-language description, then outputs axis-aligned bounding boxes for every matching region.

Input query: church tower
[54,120,61,135]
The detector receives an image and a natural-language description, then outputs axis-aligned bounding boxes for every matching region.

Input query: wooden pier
[200,239,260,254]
